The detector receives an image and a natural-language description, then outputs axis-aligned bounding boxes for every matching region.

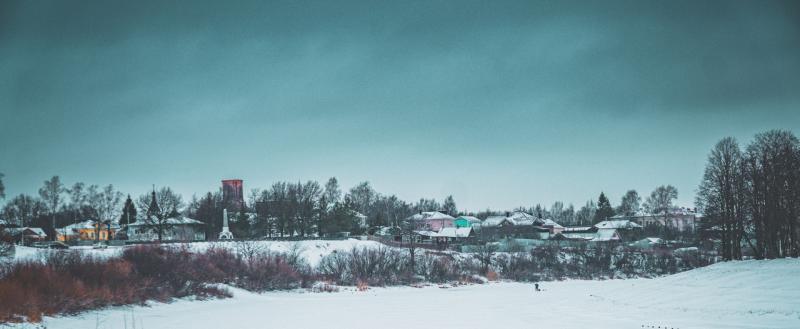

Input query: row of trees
[185,179,456,239]
[497,186,680,227]
[1,171,685,241]
[697,130,800,260]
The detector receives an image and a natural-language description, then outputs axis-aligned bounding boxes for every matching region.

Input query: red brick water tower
[221,179,244,212]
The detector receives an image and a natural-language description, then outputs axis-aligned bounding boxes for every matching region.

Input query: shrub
[0,244,306,323]
[317,247,411,286]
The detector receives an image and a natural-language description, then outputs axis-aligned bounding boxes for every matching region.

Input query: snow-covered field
[11,239,385,267]
[16,258,800,329]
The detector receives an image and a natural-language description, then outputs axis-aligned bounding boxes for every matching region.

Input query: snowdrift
[26,258,799,329]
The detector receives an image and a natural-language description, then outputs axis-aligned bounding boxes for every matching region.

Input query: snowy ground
[10,239,384,267]
[13,258,800,329]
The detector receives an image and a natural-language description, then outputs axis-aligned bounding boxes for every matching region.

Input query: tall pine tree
[120,195,137,225]
[593,192,615,223]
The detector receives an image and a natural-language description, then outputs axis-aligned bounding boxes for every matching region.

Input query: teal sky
[1,0,799,211]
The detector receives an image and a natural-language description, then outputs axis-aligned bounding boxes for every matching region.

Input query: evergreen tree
[594,192,614,223]
[120,194,137,225]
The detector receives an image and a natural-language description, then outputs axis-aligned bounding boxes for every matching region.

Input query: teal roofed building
[454,216,481,228]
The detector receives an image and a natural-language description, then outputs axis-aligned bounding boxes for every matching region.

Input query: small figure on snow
[534,283,540,292]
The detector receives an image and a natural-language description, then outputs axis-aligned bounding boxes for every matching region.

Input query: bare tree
[550,201,564,222]
[323,177,341,205]
[474,243,497,275]
[575,200,596,226]
[90,185,123,242]
[348,182,376,224]
[743,130,800,258]
[137,187,184,241]
[38,176,66,240]
[644,185,678,226]
[296,181,321,237]
[442,195,457,217]
[234,240,266,264]
[0,173,5,200]
[66,182,88,239]
[2,194,45,227]
[697,137,745,260]
[618,190,641,217]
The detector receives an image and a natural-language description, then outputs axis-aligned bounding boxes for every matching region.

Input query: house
[594,220,642,230]
[5,227,48,244]
[629,237,665,249]
[454,216,481,228]
[609,208,701,232]
[507,211,544,226]
[405,211,455,232]
[57,220,119,242]
[541,218,565,235]
[127,216,206,241]
[374,226,402,242]
[479,216,549,240]
[482,215,515,227]
[556,226,622,242]
[436,227,476,242]
[354,212,368,229]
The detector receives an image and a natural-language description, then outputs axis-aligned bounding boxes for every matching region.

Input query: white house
[127,216,206,241]
[609,208,701,232]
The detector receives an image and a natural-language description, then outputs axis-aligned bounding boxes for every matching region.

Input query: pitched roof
[541,218,564,229]
[482,215,512,227]
[455,216,481,223]
[438,227,473,238]
[592,229,621,241]
[560,228,620,242]
[509,212,546,226]
[594,220,642,229]
[6,227,47,237]
[60,220,121,232]
[406,211,455,222]
[562,226,595,233]
[128,216,204,226]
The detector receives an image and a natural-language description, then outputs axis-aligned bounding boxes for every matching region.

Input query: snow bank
[10,239,385,267]
[26,258,800,329]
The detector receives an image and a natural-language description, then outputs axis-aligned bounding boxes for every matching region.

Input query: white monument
[218,208,234,240]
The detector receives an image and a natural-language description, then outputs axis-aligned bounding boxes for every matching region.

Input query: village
[0,181,705,258]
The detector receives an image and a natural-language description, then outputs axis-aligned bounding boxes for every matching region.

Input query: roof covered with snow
[128,216,205,226]
[455,216,482,223]
[541,218,564,228]
[594,220,642,229]
[5,227,47,237]
[438,227,474,238]
[406,211,455,222]
[482,215,512,227]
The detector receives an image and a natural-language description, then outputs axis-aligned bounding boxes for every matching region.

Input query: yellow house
[57,220,117,241]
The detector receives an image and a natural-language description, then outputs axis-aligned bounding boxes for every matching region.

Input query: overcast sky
[1,0,799,212]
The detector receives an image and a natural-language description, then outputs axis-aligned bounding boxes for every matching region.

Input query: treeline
[1,175,684,241]
[697,129,800,260]
[489,185,682,229]
[0,175,459,240]
[186,178,456,238]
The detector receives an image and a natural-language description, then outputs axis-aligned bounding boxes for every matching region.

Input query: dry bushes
[0,245,305,323]
[317,247,411,285]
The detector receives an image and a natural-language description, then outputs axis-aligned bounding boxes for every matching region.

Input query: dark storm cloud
[1,0,799,210]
